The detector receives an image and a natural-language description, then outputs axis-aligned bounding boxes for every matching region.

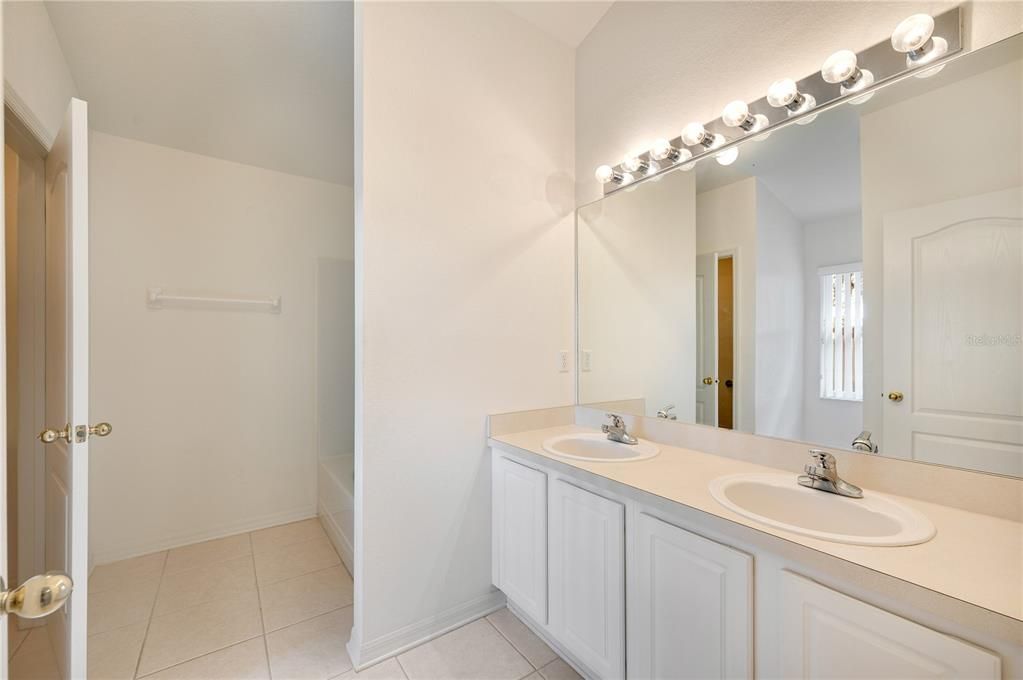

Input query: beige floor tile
[537,659,581,680]
[10,628,61,680]
[260,565,353,632]
[87,621,147,680]
[137,591,262,676]
[254,535,340,585]
[164,534,252,574]
[90,551,167,594]
[154,554,257,616]
[88,577,159,635]
[140,637,270,680]
[332,657,407,680]
[397,619,532,680]
[486,609,557,669]
[266,607,354,679]
[251,518,326,554]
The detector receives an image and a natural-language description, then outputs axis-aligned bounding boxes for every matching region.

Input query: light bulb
[715,146,739,166]
[891,14,934,53]
[891,13,948,76]
[821,50,858,84]
[623,153,648,174]
[721,100,769,135]
[767,78,798,108]
[645,160,661,176]
[722,100,750,127]
[595,165,615,184]
[681,122,708,147]
[650,138,674,161]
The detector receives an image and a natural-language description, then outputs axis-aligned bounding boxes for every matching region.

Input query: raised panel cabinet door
[629,513,752,680]
[549,479,625,679]
[492,456,548,623]
[780,571,1000,679]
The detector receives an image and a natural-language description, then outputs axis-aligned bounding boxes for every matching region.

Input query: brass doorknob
[888,391,904,402]
[39,425,70,444]
[702,377,715,385]
[89,422,113,437]
[1,572,73,619]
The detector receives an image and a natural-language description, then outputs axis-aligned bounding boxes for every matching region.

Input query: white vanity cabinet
[492,456,548,624]
[629,512,752,680]
[490,447,1005,680]
[549,479,626,679]
[779,572,1001,679]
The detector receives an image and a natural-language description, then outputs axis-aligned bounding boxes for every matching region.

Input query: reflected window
[819,264,863,401]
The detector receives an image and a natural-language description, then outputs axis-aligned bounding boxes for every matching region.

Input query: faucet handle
[606,413,625,429]
[808,449,835,467]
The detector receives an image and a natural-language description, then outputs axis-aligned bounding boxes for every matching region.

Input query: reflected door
[883,187,1023,476]
[695,254,718,426]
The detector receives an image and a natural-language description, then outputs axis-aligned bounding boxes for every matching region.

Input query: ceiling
[45,1,354,185]
[499,1,613,48]
[696,104,862,223]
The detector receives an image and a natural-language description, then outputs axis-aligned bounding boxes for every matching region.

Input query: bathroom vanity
[489,410,1021,679]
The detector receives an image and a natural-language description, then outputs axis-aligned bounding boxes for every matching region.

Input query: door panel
[492,456,547,623]
[549,479,624,679]
[883,187,1022,476]
[41,98,90,680]
[780,571,1000,678]
[695,254,718,426]
[629,513,752,680]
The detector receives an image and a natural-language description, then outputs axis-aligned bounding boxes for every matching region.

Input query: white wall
[802,213,864,449]
[575,1,1023,205]
[696,178,757,433]
[1,1,77,148]
[89,132,353,562]
[755,182,804,441]
[860,52,1023,451]
[578,170,696,419]
[353,1,575,663]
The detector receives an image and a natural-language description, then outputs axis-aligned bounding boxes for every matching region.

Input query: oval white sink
[709,473,935,546]
[542,432,659,462]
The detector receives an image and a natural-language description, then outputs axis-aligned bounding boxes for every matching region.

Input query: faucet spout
[602,413,638,445]
[797,449,863,498]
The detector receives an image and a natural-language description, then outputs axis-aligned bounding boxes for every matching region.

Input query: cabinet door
[780,571,1000,679]
[492,456,548,623]
[549,479,625,679]
[630,513,752,680]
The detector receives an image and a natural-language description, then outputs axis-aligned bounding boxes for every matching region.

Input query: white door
[41,97,91,680]
[779,571,1000,678]
[492,455,548,624]
[549,479,624,680]
[628,513,752,680]
[695,253,718,426]
[882,187,1022,476]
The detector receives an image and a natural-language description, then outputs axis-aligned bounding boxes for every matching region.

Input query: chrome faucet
[798,449,863,498]
[602,413,638,445]
[851,430,878,453]
[656,404,677,420]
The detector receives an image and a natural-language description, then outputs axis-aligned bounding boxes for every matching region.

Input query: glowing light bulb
[821,50,875,103]
[721,100,769,136]
[891,13,948,77]
[650,138,674,161]
[715,146,739,166]
[681,122,708,147]
[891,14,934,53]
[622,153,647,173]
[767,79,798,108]
[595,165,615,184]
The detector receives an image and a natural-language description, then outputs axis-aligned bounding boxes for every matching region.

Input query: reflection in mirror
[577,34,1022,477]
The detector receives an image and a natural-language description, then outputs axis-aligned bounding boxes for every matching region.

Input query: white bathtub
[318,454,354,574]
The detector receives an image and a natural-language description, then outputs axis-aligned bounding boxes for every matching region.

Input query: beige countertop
[490,424,1023,624]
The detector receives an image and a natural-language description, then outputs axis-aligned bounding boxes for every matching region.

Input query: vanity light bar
[596,7,962,194]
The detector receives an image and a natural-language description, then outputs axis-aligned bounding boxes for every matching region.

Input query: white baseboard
[317,498,354,575]
[347,590,507,671]
[92,505,317,565]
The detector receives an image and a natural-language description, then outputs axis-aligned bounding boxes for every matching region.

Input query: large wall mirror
[577,32,1022,477]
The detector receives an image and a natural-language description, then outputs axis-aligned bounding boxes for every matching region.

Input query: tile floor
[8,518,579,680]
